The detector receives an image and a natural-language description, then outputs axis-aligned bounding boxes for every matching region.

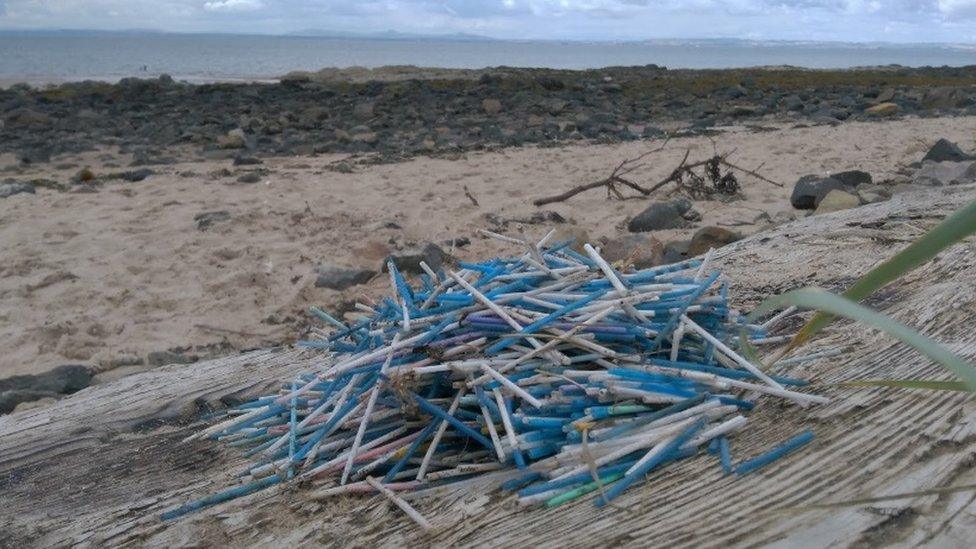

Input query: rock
[728,105,758,117]
[486,210,567,227]
[18,147,52,164]
[121,168,154,182]
[549,226,591,253]
[384,242,449,274]
[598,234,664,269]
[790,175,846,210]
[482,98,502,114]
[147,350,194,367]
[237,172,262,184]
[876,88,896,103]
[782,95,804,111]
[920,87,969,110]
[642,126,666,138]
[353,102,375,120]
[1,390,59,415]
[441,237,471,249]
[687,227,742,256]
[865,102,900,117]
[830,170,872,187]
[912,160,976,186]
[4,108,52,128]
[627,198,694,232]
[0,181,35,199]
[218,128,247,149]
[0,364,92,394]
[194,210,231,230]
[72,167,96,184]
[233,155,263,166]
[351,131,378,145]
[922,139,974,163]
[314,264,376,290]
[814,190,861,215]
[662,240,692,264]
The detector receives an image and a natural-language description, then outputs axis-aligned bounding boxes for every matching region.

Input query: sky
[1,1,975,43]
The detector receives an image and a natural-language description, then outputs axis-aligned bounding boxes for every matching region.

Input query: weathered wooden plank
[2,186,975,548]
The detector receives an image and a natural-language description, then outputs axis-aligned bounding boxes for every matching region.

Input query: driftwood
[533,145,782,207]
[3,186,976,547]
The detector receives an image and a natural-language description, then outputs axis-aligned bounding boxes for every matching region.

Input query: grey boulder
[912,161,976,186]
[922,138,975,163]
[0,181,35,199]
[315,264,376,290]
[384,242,450,274]
[627,198,694,232]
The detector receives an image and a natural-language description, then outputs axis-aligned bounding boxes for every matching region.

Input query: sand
[1,115,974,378]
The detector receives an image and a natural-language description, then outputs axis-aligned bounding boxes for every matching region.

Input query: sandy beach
[2,115,974,381]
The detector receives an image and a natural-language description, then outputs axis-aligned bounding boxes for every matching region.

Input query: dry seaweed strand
[533,143,782,207]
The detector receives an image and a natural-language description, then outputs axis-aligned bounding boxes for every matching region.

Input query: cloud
[938,0,976,17]
[203,0,263,12]
[0,0,973,41]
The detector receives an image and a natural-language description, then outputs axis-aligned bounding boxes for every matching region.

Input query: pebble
[627,198,694,232]
[0,181,36,199]
[384,242,449,274]
[237,172,262,184]
[314,264,377,290]
[194,210,232,230]
[790,175,847,210]
[865,102,900,117]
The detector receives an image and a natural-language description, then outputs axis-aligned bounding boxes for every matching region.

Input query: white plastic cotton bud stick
[365,477,433,532]
[342,333,401,485]
[679,314,786,391]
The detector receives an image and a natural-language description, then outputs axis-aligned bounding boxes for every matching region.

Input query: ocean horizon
[1,31,975,85]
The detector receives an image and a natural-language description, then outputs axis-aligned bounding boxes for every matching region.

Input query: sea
[1,33,974,85]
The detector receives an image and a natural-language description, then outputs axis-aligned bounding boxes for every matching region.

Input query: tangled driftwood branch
[533,143,782,207]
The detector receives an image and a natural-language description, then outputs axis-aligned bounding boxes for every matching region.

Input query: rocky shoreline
[2,65,976,166]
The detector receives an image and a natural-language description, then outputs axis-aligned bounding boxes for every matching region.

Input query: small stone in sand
[194,210,232,230]
[237,172,262,184]
[315,264,376,290]
[627,198,693,232]
[384,243,449,274]
[790,175,846,210]
[865,103,900,117]
[0,181,36,199]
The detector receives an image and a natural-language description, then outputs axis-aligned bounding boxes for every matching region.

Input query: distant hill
[284,29,496,41]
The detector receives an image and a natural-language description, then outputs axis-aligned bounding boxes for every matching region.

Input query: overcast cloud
[1,0,974,42]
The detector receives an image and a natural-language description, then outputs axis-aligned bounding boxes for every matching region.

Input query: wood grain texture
[2,186,975,548]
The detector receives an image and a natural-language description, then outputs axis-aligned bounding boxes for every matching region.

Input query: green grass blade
[744,288,976,391]
[834,380,971,391]
[788,198,976,352]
